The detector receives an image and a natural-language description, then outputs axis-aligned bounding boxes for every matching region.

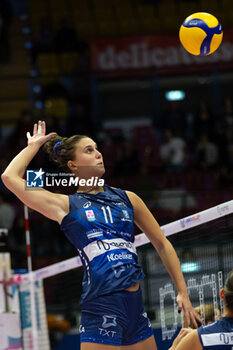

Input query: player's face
[71,137,105,178]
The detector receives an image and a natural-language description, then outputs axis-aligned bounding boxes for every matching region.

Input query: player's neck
[223,310,233,318]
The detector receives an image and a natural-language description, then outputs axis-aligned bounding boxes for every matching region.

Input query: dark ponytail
[43,134,88,172]
[224,270,233,312]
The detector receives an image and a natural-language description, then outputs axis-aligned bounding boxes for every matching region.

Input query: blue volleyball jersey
[198,317,233,349]
[60,184,145,304]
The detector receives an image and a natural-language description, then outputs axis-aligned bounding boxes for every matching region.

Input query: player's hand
[27,121,57,147]
[169,328,194,350]
[176,293,202,328]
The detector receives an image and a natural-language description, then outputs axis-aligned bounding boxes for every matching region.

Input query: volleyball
[179,12,223,56]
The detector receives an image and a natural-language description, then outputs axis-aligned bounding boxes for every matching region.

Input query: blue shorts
[79,286,154,346]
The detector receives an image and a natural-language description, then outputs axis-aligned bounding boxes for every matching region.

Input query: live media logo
[25,169,104,188]
[26,169,44,188]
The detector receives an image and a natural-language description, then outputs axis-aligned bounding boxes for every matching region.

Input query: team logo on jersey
[102,315,117,328]
[87,229,103,239]
[84,238,136,262]
[85,210,96,221]
[106,229,117,235]
[120,231,132,238]
[96,199,105,203]
[107,252,133,262]
[83,201,91,208]
[112,202,127,207]
[97,239,134,251]
[121,210,132,222]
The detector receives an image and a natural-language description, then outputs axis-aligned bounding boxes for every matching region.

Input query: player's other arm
[126,191,201,327]
[126,191,188,294]
[1,121,68,223]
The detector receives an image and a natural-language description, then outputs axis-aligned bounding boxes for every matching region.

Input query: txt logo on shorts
[99,315,117,338]
[102,315,117,328]
[26,169,45,188]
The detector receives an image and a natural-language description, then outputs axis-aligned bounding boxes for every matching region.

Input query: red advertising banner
[90,30,233,77]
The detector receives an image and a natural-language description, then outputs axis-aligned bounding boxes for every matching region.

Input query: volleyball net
[0,200,232,349]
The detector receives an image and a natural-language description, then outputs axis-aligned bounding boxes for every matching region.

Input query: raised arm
[126,190,201,328]
[1,121,69,224]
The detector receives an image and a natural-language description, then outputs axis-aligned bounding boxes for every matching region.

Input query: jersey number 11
[101,206,114,223]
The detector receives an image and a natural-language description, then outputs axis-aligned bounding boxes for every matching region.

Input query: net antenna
[0,238,23,349]
[22,121,42,350]
[0,229,10,313]
[24,203,38,350]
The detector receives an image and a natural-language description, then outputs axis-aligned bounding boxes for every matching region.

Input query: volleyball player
[1,120,201,350]
[169,269,233,350]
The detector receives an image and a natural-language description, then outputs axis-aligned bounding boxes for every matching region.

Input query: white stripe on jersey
[87,232,104,239]
[83,238,137,262]
[201,332,233,346]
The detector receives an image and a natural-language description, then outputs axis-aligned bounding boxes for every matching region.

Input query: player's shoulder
[105,184,128,196]
[105,185,135,208]
[124,191,145,212]
[125,190,141,202]
[198,319,222,335]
